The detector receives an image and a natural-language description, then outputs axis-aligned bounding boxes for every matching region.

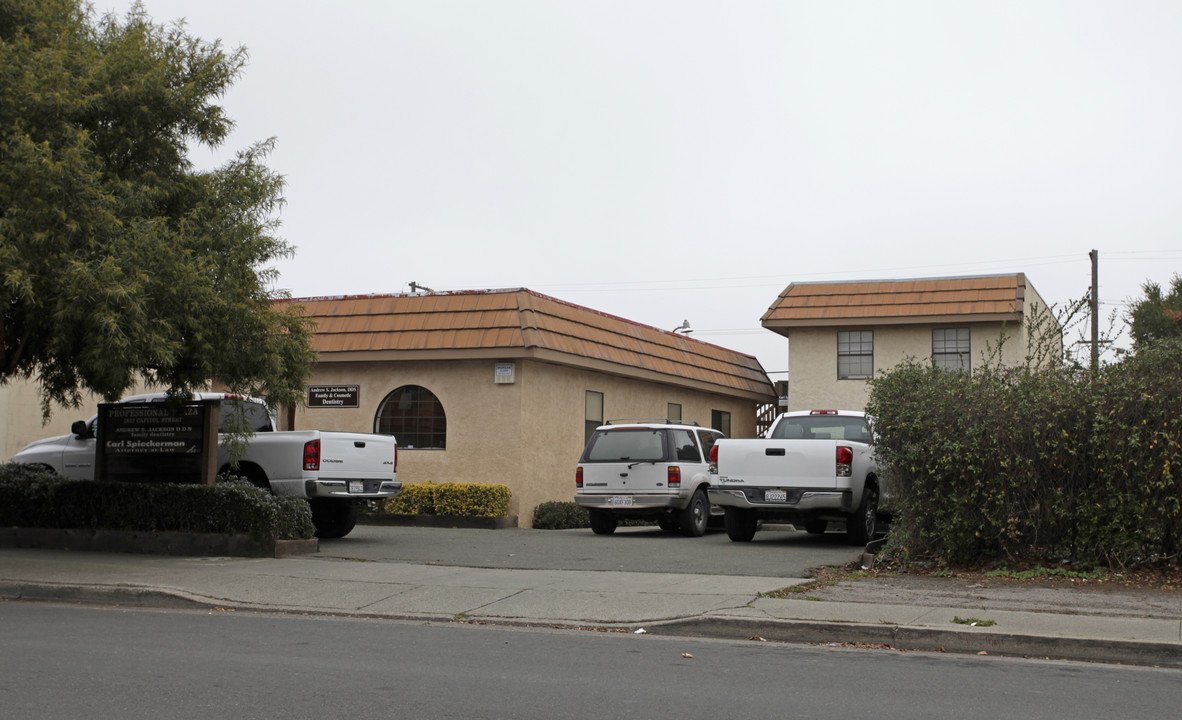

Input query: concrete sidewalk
[2,545,1180,668]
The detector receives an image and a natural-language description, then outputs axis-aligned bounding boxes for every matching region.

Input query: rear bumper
[574,493,683,512]
[708,487,851,513]
[305,479,402,499]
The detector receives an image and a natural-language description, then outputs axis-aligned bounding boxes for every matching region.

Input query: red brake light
[668,466,681,488]
[394,443,398,473]
[836,445,853,477]
[709,445,719,464]
[810,409,838,415]
[576,466,583,488]
[303,439,321,471]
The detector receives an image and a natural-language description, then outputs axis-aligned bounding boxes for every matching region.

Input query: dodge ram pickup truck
[11,392,400,539]
[707,410,882,545]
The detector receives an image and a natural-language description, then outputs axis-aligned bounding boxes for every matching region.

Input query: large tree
[0,0,314,414]
[1128,274,1182,349]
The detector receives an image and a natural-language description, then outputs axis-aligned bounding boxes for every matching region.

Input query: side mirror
[71,420,89,438]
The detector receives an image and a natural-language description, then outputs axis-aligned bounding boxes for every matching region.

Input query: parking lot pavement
[320,523,864,578]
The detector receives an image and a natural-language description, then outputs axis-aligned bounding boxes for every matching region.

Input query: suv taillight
[709,445,719,464]
[836,445,853,477]
[576,467,583,488]
[668,466,681,488]
[303,439,321,471]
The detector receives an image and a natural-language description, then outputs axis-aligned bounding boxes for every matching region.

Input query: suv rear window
[583,428,666,462]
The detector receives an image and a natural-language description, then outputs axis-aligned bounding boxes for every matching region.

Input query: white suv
[574,421,724,537]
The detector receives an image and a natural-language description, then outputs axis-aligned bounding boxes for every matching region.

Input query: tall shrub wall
[866,339,1182,568]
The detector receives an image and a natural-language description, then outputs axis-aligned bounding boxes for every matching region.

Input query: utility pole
[1090,249,1099,377]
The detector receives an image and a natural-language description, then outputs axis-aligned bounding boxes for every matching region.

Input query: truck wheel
[678,488,709,537]
[588,509,618,535]
[724,507,758,542]
[309,499,360,539]
[845,484,879,546]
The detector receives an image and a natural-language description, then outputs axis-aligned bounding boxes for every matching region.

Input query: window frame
[837,330,874,380]
[932,327,971,372]
[373,385,447,450]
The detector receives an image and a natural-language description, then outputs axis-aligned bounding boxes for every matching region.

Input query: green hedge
[379,482,511,517]
[532,501,590,529]
[0,464,315,540]
[867,338,1182,569]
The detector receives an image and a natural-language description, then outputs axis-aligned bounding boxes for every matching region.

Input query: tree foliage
[0,0,314,414]
[1128,274,1182,349]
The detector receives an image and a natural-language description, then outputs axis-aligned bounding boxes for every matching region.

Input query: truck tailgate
[317,432,397,480]
[717,439,840,488]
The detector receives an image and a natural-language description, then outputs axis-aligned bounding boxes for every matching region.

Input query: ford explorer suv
[574,421,724,537]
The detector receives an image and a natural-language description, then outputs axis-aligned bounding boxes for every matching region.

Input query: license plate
[611,496,633,507]
[349,480,365,494]
[764,490,787,503]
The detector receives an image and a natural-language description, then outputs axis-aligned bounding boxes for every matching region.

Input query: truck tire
[845,484,879,546]
[678,488,709,537]
[588,509,618,535]
[724,507,758,542]
[309,498,360,539]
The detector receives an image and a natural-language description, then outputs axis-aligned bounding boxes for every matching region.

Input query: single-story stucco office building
[278,288,777,526]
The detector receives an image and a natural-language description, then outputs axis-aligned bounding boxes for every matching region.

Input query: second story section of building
[761,274,1062,412]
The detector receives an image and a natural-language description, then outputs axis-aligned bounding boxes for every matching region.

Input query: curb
[5,580,1180,669]
[646,616,1182,668]
[0,527,318,558]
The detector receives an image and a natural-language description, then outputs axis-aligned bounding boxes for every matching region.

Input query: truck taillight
[394,444,398,473]
[668,466,681,488]
[303,439,321,471]
[709,445,718,464]
[836,445,853,477]
[576,467,583,488]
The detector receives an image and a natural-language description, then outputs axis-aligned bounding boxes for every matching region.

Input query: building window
[585,390,604,443]
[838,330,874,379]
[711,409,731,437]
[374,385,446,449]
[933,328,970,372]
[667,403,682,423]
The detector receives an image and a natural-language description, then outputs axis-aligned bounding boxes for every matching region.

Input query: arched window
[374,385,446,449]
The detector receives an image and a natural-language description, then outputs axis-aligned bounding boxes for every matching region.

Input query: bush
[379,482,511,517]
[867,339,1182,569]
[532,501,590,529]
[0,465,315,540]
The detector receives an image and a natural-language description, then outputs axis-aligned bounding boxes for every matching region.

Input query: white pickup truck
[10,392,400,539]
[707,410,882,545]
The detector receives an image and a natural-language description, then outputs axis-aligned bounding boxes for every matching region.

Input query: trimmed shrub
[380,482,511,517]
[0,466,315,540]
[532,501,590,529]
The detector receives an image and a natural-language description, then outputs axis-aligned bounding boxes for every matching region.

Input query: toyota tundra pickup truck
[707,410,882,545]
[10,392,400,538]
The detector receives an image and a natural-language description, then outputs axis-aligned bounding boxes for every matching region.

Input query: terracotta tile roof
[278,289,775,401]
[762,274,1032,329]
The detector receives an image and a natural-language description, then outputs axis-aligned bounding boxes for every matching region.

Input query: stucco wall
[292,357,761,526]
[785,321,1022,412]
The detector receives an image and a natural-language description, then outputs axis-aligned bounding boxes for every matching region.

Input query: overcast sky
[98,1,1182,376]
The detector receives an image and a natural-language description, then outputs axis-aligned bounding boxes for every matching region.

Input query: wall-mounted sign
[95,400,218,484]
[308,385,360,408]
[494,363,516,384]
